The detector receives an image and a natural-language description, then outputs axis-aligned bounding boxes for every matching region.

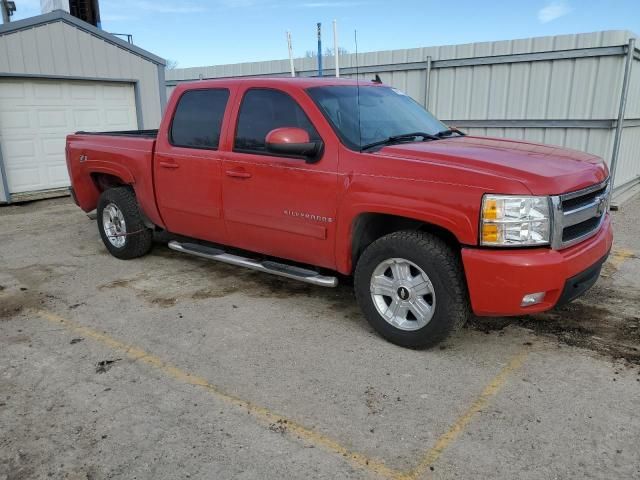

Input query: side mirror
[265,127,323,162]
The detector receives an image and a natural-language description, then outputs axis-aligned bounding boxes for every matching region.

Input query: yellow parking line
[32,308,401,480]
[404,348,530,480]
[609,248,635,271]
[31,308,528,480]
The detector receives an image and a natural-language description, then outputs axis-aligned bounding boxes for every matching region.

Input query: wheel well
[91,175,157,230]
[351,213,460,266]
[91,173,127,193]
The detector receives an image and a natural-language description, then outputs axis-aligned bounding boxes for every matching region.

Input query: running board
[167,241,338,287]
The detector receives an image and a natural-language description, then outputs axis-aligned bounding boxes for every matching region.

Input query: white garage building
[0,10,166,203]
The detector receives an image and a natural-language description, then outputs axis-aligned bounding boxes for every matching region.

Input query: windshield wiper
[435,128,465,138]
[360,132,439,152]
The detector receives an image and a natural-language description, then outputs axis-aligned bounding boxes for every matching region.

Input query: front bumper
[462,214,613,316]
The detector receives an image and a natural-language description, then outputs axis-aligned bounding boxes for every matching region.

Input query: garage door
[0,78,138,196]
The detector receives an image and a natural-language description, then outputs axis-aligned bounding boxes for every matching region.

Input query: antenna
[286,31,295,77]
[355,30,362,152]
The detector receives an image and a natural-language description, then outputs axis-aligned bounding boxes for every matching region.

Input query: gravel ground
[1,193,639,480]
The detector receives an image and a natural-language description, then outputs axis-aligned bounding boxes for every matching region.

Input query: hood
[377,136,608,195]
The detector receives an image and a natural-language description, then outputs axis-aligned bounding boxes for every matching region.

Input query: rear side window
[234,88,320,154]
[170,89,230,149]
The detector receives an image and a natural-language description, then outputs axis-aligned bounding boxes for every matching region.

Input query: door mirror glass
[265,127,323,161]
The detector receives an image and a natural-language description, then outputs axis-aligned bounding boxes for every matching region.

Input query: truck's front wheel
[354,231,470,348]
[97,187,153,260]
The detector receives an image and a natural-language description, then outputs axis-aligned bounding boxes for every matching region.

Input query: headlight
[480,195,551,246]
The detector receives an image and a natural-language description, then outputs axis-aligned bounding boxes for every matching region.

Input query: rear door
[154,87,232,243]
[222,86,339,269]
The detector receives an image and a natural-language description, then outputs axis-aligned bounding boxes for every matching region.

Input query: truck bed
[66,131,159,222]
[74,129,158,138]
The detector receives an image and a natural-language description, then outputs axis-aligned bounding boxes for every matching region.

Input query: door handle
[159,161,179,169]
[225,169,252,179]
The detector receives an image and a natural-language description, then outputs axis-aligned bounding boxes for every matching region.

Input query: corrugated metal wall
[167,30,639,191]
[618,125,640,190]
[626,55,640,119]
[0,21,163,128]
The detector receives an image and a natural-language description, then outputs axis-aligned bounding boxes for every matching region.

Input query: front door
[222,87,339,269]
[154,87,232,243]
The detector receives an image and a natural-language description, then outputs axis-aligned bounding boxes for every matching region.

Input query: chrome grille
[550,178,610,249]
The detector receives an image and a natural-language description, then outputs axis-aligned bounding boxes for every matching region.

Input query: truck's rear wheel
[97,187,153,259]
[354,231,470,348]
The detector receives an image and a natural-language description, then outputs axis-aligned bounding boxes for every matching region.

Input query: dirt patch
[5,334,31,345]
[0,262,79,320]
[6,263,79,290]
[0,288,43,320]
[99,252,355,310]
[364,386,383,415]
[95,358,122,374]
[191,286,240,299]
[268,419,288,434]
[469,281,640,365]
[326,287,361,320]
[148,296,178,307]
[364,385,396,415]
[99,272,242,307]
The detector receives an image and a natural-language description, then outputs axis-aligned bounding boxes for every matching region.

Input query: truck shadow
[468,282,640,365]
[103,241,363,322]
[108,240,640,364]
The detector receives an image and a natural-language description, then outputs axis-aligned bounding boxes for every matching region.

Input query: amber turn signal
[482,198,498,220]
[481,224,499,243]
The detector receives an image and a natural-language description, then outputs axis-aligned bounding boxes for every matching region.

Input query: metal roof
[0,10,165,66]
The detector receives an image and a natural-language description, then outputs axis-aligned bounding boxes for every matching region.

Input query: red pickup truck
[66,77,612,348]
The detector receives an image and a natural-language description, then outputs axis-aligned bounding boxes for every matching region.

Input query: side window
[234,88,320,154]
[170,89,230,149]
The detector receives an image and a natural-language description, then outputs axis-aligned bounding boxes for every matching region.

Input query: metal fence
[166,30,640,195]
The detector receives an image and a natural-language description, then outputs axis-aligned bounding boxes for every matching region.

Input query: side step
[167,241,338,288]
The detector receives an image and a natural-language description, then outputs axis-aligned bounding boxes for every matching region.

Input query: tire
[97,187,153,260]
[354,230,470,348]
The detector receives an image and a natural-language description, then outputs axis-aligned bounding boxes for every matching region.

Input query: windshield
[306,85,446,151]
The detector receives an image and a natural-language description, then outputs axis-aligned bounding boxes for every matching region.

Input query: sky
[12,0,640,68]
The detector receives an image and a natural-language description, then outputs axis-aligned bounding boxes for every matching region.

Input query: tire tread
[97,187,153,260]
[354,230,470,348]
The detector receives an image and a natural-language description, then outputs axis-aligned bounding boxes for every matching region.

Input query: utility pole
[1,0,16,23]
[317,22,323,76]
[333,19,339,77]
[1,0,16,24]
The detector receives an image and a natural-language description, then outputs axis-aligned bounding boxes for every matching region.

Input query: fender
[86,160,136,184]
[334,192,479,275]
[68,160,137,213]
[85,159,164,228]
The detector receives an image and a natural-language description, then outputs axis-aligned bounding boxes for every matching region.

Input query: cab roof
[176,77,384,90]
